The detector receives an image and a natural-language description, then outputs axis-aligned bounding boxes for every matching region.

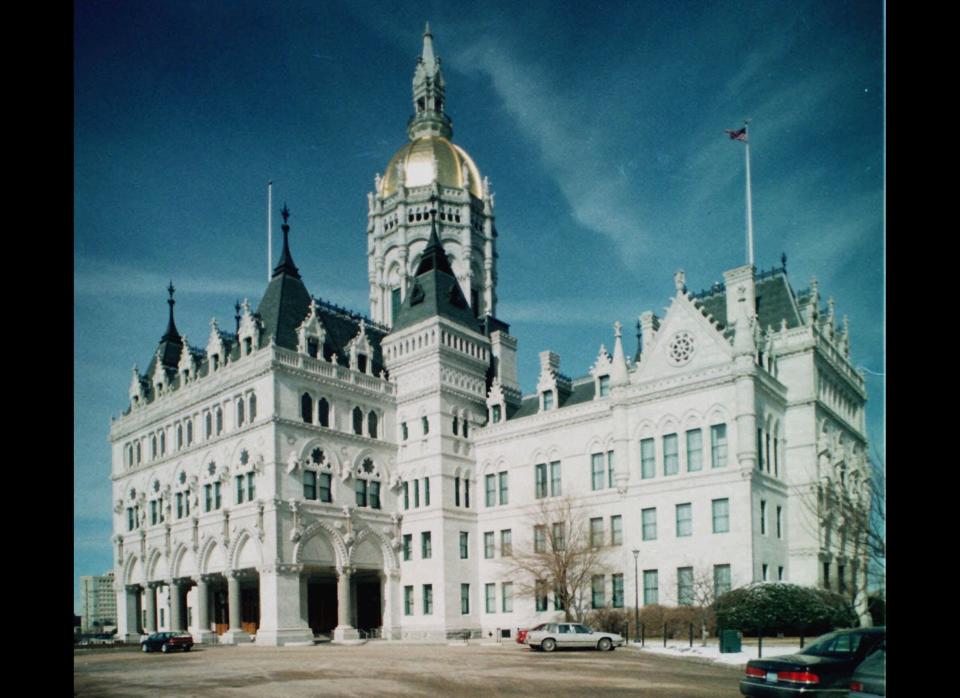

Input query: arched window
[462,416,469,438]
[452,414,459,435]
[176,424,183,450]
[159,431,165,456]
[353,407,363,435]
[151,435,157,460]
[318,398,329,427]
[186,419,193,445]
[301,393,313,423]
[215,407,223,435]
[205,413,212,439]
[237,398,245,426]
[355,457,381,509]
[135,441,141,464]
[248,393,257,422]
[368,411,378,439]
[422,415,430,435]
[126,444,133,467]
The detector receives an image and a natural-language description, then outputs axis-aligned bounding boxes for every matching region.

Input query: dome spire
[272,203,301,280]
[409,24,452,140]
[161,281,180,342]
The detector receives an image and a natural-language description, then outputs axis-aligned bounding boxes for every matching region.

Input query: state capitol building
[109,26,871,645]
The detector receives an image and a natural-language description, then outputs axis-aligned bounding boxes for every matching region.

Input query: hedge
[713,582,857,636]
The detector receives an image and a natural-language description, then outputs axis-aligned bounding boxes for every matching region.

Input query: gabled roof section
[511,376,596,419]
[689,266,804,335]
[392,210,479,333]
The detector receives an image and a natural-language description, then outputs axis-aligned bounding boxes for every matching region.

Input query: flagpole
[743,122,754,267]
[268,180,273,281]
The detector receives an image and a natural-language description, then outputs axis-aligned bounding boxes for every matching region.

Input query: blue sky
[74,0,884,611]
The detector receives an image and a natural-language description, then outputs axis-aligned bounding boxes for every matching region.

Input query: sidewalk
[629,639,802,667]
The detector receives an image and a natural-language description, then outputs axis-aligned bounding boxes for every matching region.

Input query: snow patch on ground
[631,641,802,666]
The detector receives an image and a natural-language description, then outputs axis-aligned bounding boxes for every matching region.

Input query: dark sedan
[140,631,194,653]
[740,627,885,697]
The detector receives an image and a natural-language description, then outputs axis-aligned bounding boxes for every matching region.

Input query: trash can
[719,629,742,653]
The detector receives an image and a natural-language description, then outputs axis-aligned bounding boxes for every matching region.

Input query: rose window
[668,331,695,365]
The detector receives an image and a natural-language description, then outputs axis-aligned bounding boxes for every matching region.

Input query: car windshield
[801,631,864,657]
[574,625,591,634]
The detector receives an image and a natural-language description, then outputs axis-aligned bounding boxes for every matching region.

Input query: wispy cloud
[75,257,262,299]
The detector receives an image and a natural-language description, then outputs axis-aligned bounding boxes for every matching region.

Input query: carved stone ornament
[286,451,300,474]
[667,330,695,366]
[114,499,124,514]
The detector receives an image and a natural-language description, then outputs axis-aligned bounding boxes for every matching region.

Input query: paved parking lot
[74,640,743,697]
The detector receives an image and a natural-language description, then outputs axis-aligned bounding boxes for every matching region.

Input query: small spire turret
[162,281,180,342]
[272,203,301,280]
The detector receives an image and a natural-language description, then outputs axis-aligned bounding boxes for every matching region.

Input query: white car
[524,622,624,652]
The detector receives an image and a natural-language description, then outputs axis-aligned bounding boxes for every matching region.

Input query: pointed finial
[168,281,175,300]
[234,299,241,334]
[614,320,623,338]
[281,203,290,226]
[781,252,787,271]
[424,20,431,35]
[162,280,181,342]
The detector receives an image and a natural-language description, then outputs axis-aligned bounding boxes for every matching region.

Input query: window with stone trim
[460,531,469,559]
[643,570,659,605]
[686,429,702,471]
[590,517,604,548]
[641,438,656,479]
[500,529,512,557]
[535,462,547,499]
[248,393,257,422]
[498,471,509,505]
[534,525,546,553]
[421,531,432,559]
[460,583,470,614]
[712,498,730,533]
[664,434,679,475]
[353,407,363,435]
[484,531,494,559]
[402,534,412,561]
[423,584,433,615]
[485,583,496,613]
[612,573,624,608]
[591,575,605,609]
[676,503,692,537]
[677,567,694,605]
[711,424,728,468]
[714,564,732,597]
[610,515,622,545]
[642,507,657,540]
[502,582,513,613]
[404,586,413,615]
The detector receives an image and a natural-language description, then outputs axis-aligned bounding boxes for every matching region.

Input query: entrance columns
[221,570,251,644]
[191,575,215,644]
[117,583,142,642]
[168,578,187,632]
[256,563,314,646]
[333,565,359,642]
[144,582,160,634]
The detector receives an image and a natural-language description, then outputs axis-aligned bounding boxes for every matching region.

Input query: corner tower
[367,24,498,328]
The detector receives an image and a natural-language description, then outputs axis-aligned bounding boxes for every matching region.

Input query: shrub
[868,595,885,626]
[714,583,857,637]
[583,607,632,634]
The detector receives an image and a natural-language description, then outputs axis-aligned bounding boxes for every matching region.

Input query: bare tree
[503,496,608,622]
[688,567,718,646]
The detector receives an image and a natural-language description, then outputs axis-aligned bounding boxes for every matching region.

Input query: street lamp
[632,549,640,644]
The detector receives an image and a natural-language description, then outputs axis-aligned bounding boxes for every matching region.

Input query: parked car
[523,622,624,652]
[849,643,885,697]
[516,624,546,645]
[140,631,194,653]
[740,627,884,697]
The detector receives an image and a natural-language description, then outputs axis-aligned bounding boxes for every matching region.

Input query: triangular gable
[633,291,733,382]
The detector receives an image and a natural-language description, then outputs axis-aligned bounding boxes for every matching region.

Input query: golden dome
[380,136,482,198]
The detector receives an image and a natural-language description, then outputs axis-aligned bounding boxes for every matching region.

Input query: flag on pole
[726,126,748,142]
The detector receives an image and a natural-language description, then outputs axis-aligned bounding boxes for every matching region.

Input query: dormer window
[211,354,219,371]
[598,375,610,397]
[542,391,554,411]
[357,354,368,374]
[307,338,319,358]
[491,404,502,424]
[244,337,253,355]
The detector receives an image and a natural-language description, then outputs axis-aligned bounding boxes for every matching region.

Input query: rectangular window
[461,584,470,615]
[534,525,546,554]
[151,500,158,525]
[823,562,831,588]
[607,451,615,488]
[542,391,554,411]
[492,404,501,423]
[404,586,413,615]
[714,564,732,598]
[591,453,604,490]
[403,481,409,510]
[460,531,469,559]
[553,586,566,611]
[356,479,368,508]
[414,479,420,508]
[711,424,728,468]
[610,515,623,545]
[550,461,562,496]
[485,583,496,613]
[591,575,605,609]
[676,503,692,537]
[247,472,255,501]
[773,437,779,476]
[160,608,165,627]
[424,477,430,507]
[599,374,610,396]
[686,429,703,472]
[612,573,624,608]
[423,585,433,615]
[454,477,460,507]
[641,438,656,479]
[485,474,496,507]
[762,563,769,581]
[498,471,509,505]
[838,565,846,594]
[402,534,412,561]
[502,582,513,613]
[552,522,565,551]
[760,500,767,535]
[642,508,657,541]
[369,481,381,510]
[464,479,470,508]
[535,463,547,499]
[176,493,184,519]
[500,529,512,557]
[778,566,784,581]
[664,434,679,475]
[590,517,604,548]
[712,498,730,533]
[757,429,764,470]
[643,570,660,606]
[303,471,317,500]
[421,531,432,559]
[236,475,245,504]
[535,581,548,612]
[484,531,495,559]
[776,505,783,538]
[127,507,134,531]
[677,567,694,605]
[319,473,332,503]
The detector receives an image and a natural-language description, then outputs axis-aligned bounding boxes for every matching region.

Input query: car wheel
[541,638,556,652]
[161,643,170,653]
[184,646,191,652]
[598,637,612,651]
[141,644,149,653]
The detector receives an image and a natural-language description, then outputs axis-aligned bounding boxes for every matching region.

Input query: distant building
[108,26,871,645]
[80,571,117,633]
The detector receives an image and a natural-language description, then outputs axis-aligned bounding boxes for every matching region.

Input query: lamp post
[632,549,640,644]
